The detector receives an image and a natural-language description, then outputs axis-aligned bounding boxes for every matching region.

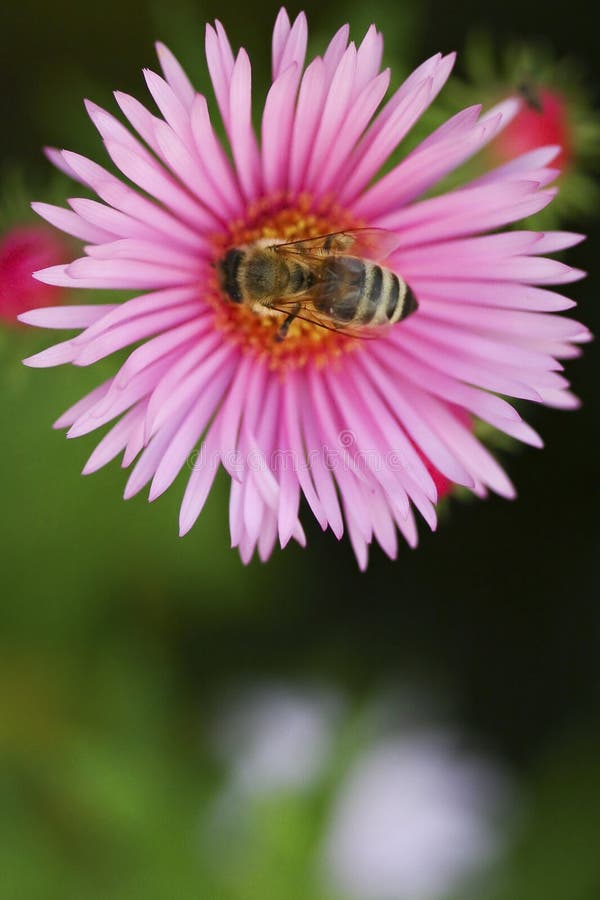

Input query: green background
[1,0,599,897]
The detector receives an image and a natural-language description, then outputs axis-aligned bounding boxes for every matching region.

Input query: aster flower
[0,225,67,325]
[20,9,589,568]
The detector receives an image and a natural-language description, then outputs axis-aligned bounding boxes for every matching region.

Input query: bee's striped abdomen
[350,263,416,326]
[386,272,418,324]
[356,263,384,324]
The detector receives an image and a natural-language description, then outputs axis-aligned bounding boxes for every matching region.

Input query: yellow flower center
[207,194,362,371]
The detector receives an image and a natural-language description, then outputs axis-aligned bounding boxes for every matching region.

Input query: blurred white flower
[322,730,511,900]
[213,682,342,793]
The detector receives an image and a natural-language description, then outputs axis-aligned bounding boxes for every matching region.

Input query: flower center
[207,194,363,371]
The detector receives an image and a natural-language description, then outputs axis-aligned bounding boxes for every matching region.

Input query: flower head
[20,9,589,567]
[0,225,67,324]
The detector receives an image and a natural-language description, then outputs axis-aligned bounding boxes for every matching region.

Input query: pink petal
[228,49,262,200]
[390,329,542,401]
[412,105,482,153]
[71,286,201,345]
[283,373,327,530]
[339,53,456,203]
[323,24,350,77]
[218,354,254,478]
[72,304,201,366]
[44,146,88,186]
[467,145,561,187]
[85,99,155,157]
[343,499,369,571]
[243,370,284,515]
[84,238,199,270]
[299,376,344,539]
[257,507,279,562]
[399,317,561,376]
[261,63,300,194]
[153,118,230,221]
[371,341,523,427]
[272,7,292,77]
[82,404,146,475]
[143,337,223,436]
[68,353,177,437]
[530,232,586,254]
[418,298,588,342]
[380,181,556,242]
[357,352,475,488]
[354,115,506,218]
[354,25,384,95]
[397,248,585,284]
[276,415,302,549]
[156,41,196,108]
[144,68,191,142]
[18,305,116,329]
[410,278,576,312]
[305,44,357,191]
[146,340,233,438]
[535,388,581,409]
[103,141,217,231]
[289,57,327,194]
[190,94,244,216]
[205,22,235,131]
[62,150,213,250]
[23,338,77,368]
[178,419,225,536]
[356,126,480,216]
[34,256,196,291]
[105,317,213,399]
[113,91,164,157]
[314,69,390,196]
[404,389,516,498]
[329,363,438,505]
[124,401,191,499]
[32,201,115,244]
[273,10,307,78]
[338,77,434,205]
[149,363,233,500]
[366,484,398,560]
[54,379,112,429]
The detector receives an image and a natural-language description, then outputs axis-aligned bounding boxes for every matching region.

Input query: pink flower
[0,225,67,324]
[20,10,589,568]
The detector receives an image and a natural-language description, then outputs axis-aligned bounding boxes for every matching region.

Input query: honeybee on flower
[19,9,589,568]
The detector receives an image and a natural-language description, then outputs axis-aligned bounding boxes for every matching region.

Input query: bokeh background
[1,0,599,898]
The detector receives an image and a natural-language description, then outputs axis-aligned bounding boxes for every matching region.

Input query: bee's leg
[275,302,301,342]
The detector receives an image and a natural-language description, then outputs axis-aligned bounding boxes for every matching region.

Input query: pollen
[206,194,362,372]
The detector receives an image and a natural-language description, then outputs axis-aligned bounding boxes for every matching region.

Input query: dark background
[1,1,599,897]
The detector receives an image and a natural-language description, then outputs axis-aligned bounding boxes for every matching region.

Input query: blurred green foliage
[1,0,599,897]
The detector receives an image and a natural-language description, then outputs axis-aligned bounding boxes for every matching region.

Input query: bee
[217,228,418,341]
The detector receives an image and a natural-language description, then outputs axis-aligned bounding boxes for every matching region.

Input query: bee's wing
[269,294,388,341]
[272,227,401,262]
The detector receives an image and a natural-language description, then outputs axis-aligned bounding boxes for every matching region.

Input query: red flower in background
[0,226,67,325]
[492,88,573,172]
